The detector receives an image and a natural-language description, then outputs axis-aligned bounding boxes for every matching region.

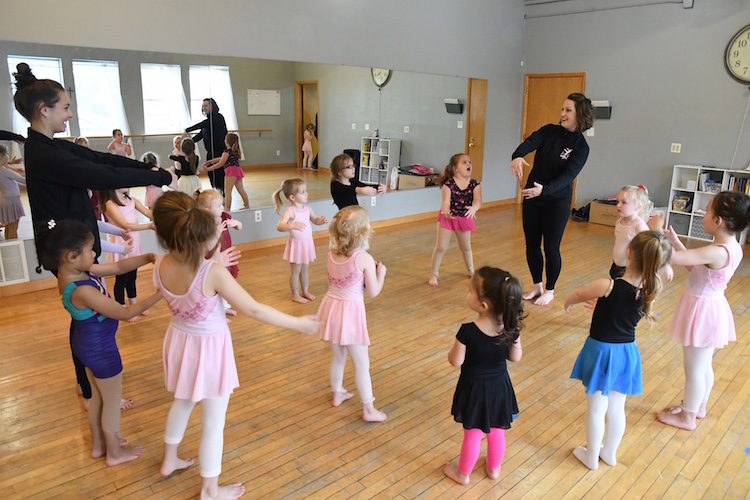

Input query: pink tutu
[283,237,316,264]
[317,294,370,345]
[437,212,475,232]
[669,294,736,348]
[145,185,163,208]
[224,165,244,179]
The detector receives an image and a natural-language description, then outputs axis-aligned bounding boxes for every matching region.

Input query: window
[188,65,238,130]
[6,55,68,136]
[72,60,130,137]
[140,63,190,134]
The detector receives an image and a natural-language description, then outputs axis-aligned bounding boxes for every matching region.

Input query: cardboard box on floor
[589,200,619,226]
[398,174,437,190]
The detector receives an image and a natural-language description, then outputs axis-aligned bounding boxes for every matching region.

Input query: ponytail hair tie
[186,208,192,213]
[638,185,646,190]
[47,219,56,229]
[504,275,510,282]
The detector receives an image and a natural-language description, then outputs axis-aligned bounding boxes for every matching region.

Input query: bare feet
[443,461,470,485]
[291,294,309,304]
[120,398,133,411]
[225,308,237,316]
[362,406,387,422]
[161,455,195,476]
[106,444,145,466]
[428,274,439,287]
[656,405,697,431]
[485,462,500,480]
[522,283,544,301]
[76,384,83,395]
[83,398,91,411]
[200,483,245,500]
[332,390,354,407]
[140,309,149,316]
[573,446,599,470]
[662,402,707,419]
[533,290,555,306]
[126,315,141,323]
[301,290,316,301]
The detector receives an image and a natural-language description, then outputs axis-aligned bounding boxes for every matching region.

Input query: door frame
[295,81,319,168]
[465,78,487,182]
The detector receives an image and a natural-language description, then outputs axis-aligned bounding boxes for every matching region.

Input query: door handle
[468,137,475,148]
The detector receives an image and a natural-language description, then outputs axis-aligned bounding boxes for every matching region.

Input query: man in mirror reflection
[185,98,228,196]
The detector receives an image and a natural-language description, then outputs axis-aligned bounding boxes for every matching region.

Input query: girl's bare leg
[300,264,315,300]
[94,371,144,466]
[233,179,250,209]
[5,220,19,239]
[429,224,453,286]
[224,177,236,211]
[86,368,106,458]
[289,263,308,303]
[455,230,474,277]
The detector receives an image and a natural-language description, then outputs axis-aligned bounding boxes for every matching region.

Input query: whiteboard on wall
[247,89,281,115]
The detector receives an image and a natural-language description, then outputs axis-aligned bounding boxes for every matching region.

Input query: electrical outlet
[370,196,376,207]
[671,143,681,153]
[276,150,280,156]
[457,121,463,129]
[365,123,370,130]
[352,123,356,130]
[254,210,262,222]
[404,125,410,133]
[586,127,595,137]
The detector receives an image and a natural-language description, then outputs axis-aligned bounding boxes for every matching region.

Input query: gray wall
[524,0,750,206]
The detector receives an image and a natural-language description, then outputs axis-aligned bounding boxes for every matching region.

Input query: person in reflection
[186,98,228,196]
[329,153,385,211]
[511,93,594,306]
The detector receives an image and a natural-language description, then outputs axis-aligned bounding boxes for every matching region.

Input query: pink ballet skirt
[669,243,742,348]
[224,166,244,179]
[437,212,475,232]
[145,185,163,207]
[283,205,316,264]
[154,256,239,402]
[317,249,370,346]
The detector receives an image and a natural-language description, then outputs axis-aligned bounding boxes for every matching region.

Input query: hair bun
[13,62,37,88]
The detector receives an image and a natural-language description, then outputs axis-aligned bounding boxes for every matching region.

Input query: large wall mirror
[0,40,469,224]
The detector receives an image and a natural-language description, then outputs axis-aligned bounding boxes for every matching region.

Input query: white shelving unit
[359,137,400,185]
[666,164,750,242]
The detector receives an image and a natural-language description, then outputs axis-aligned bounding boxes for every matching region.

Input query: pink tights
[458,427,505,475]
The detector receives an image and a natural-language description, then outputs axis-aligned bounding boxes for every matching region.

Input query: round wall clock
[371,68,392,88]
[725,24,750,84]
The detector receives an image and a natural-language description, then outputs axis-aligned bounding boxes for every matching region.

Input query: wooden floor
[1,205,749,499]
[7,165,331,241]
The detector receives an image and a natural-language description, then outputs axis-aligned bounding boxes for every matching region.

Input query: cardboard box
[589,200,619,226]
[398,174,436,190]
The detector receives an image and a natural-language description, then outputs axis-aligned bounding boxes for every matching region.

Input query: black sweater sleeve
[0,130,25,142]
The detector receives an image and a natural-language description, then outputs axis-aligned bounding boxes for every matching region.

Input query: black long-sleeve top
[512,124,589,204]
[331,179,366,210]
[0,130,25,142]
[169,154,199,176]
[186,111,227,160]
[24,128,172,258]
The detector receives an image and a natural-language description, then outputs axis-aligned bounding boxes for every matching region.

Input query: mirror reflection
[0,40,470,240]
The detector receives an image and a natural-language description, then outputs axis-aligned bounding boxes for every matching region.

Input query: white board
[247,89,280,115]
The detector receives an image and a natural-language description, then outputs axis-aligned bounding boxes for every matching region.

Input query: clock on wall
[725,24,750,84]
[371,68,392,88]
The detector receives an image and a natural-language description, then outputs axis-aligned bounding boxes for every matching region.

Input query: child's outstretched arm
[71,285,161,321]
[447,339,466,367]
[277,208,305,232]
[308,207,328,226]
[465,184,482,219]
[666,225,729,270]
[203,152,228,172]
[564,278,611,313]
[358,252,387,298]
[207,264,319,334]
[133,198,153,221]
[104,202,154,232]
[91,252,157,277]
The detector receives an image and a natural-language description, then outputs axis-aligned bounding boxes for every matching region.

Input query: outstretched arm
[564,278,611,313]
[90,253,156,277]
[71,285,161,321]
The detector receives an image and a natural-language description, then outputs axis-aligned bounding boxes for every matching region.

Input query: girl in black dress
[445,267,525,485]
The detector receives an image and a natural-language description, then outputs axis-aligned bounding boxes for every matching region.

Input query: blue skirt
[570,337,642,396]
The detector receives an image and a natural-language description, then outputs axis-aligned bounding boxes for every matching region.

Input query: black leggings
[208,166,225,196]
[522,199,570,290]
[70,319,91,399]
[114,269,137,304]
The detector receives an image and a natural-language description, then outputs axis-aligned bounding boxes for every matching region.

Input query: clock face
[371,68,392,88]
[726,24,750,84]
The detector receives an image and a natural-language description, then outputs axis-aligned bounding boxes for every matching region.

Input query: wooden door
[466,78,487,181]
[295,81,319,168]
[517,73,586,206]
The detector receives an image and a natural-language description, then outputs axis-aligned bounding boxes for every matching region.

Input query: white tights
[329,343,374,403]
[682,345,715,412]
[582,390,627,466]
[164,394,231,478]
